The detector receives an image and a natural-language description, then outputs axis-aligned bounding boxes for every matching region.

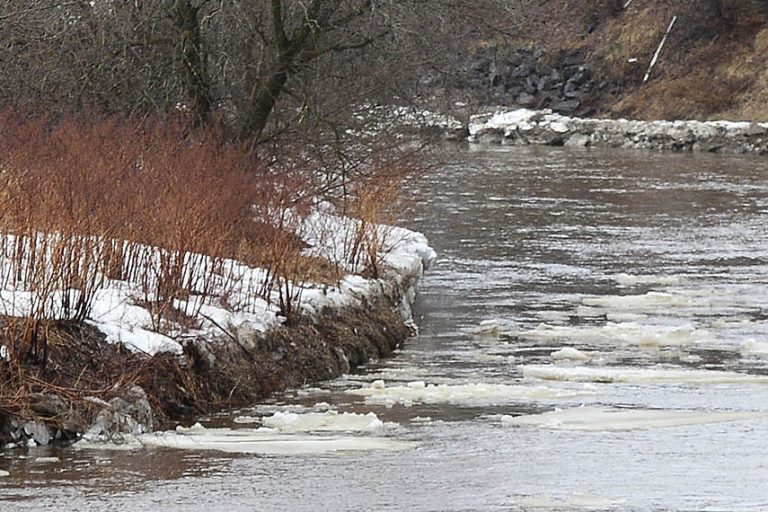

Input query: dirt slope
[499,0,768,121]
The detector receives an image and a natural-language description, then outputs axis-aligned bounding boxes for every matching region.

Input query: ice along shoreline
[467,108,768,154]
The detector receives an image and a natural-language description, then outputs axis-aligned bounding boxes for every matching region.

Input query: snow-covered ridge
[468,108,768,153]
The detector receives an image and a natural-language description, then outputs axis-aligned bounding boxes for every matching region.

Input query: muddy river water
[4,146,768,511]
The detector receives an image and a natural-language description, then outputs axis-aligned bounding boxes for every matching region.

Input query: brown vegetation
[500,0,768,120]
[0,109,412,363]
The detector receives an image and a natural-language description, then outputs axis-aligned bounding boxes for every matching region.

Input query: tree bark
[174,0,211,126]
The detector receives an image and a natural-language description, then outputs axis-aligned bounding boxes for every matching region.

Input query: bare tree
[0,0,508,149]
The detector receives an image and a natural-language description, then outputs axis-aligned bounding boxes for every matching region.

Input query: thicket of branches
[0,1,504,153]
[0,109,413,367]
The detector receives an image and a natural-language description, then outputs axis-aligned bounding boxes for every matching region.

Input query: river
[3,145,768,511]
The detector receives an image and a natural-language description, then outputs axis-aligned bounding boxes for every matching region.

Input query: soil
[0,291,412,446]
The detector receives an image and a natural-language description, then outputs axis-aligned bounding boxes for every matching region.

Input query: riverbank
[466,108,768,154]
[0,213,435,448]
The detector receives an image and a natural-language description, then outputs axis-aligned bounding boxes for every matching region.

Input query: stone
[563,66,580,80]
[85,385,154,440]
[334,347,351,374]
[526,74,539,91]
[524,76,538,94]
[516,92,536,106]
[569,67,592,87]
[553,99,581,114]
[512,63,534,78]
[23,422,51,446]
[506,53,524,68]
[565,133,592,147]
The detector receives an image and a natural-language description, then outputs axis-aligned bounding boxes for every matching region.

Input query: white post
[643,16,678,83]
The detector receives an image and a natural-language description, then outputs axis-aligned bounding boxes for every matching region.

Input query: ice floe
[740,339,768,357]
[521,365,768,384]
[511,322,713,348]
[582,291,707,312]
[612,273,681,287]
[501,406,764,431]
[509,493,625,511]
[260,411,387,433]
[551,347,590,361]
[346,380,594,407]
[138,428,412,455]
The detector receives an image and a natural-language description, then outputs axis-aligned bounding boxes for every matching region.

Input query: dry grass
[505,0,768,120]
[0,109,412,364]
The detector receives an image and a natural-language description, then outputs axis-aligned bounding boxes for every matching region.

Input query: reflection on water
[4,146,768,511]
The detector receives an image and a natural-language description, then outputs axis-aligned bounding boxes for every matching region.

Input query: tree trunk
[174,0,212,126]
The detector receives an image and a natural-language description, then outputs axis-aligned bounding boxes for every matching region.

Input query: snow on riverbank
[0,202,436,357]
[468,108,768,153]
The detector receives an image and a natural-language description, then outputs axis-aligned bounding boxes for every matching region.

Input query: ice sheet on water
[582,291,707,311]
[259,410,387,433]
[509,493,625,511]
[611,273,680,287]
[469,318,516,337]
[501,406,764,431]
[551,347,590,361]
[521,364,768,384]
[137,423,412,455]
[740,339,768,357]
[346,380,594,407]
[511,321,714,348]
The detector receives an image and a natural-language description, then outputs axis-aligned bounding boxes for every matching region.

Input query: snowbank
[0,202,435,357]
[468,108,768,153]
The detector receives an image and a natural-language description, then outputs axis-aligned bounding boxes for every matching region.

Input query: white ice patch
[261,411,386,433]
[470,319,504,337]
[33,457,60,464]
[346,380,594,407]
[612,273,680,287]
[582,291,707,312]
[501,406,764,431]
[0,469,9,477]
[512,322,712,348]
[522,364,768,385]
[510,493,625,511]
[137,424,412,455]
[551,347,590,361]
[740,339,768,357]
